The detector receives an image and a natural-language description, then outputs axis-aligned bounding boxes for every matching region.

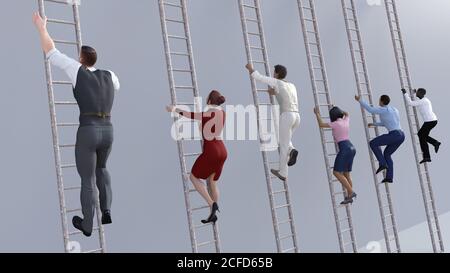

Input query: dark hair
[81,45,97,67]
[329,106,345,122]
[274,65,287,79]
[417,88,426,97]
[207,90,226,106]
[380,95,391,105]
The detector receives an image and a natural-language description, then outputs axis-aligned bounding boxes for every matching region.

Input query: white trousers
[278,112,300,177]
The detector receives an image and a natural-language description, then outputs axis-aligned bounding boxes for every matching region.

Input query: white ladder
[158,0,221,253]
[37,0,106,253]
[341,0,401,253]
[297,0,357,253]
[238,0,299,253]
[384,0,444,253]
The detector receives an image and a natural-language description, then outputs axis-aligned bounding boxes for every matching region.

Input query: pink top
[329,116,350,143]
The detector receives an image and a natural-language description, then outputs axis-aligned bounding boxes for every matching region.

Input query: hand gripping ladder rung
[37,0,106,253]
[384,0,444,253]
[238,0,299,253]
[340,0,401,253]
[159,0,221,253]
[298,0,357,253]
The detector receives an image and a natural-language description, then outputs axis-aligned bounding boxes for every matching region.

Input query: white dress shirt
[251,71,299,113]
[404,94,437,122]
[46,48,120,91]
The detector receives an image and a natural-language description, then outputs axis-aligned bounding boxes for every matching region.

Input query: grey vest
[73,67,115,126]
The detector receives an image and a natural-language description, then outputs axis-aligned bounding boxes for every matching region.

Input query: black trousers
[75,125,114,233]
[418,120,439,159]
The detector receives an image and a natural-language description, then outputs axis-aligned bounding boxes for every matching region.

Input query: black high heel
[201,202,220,224]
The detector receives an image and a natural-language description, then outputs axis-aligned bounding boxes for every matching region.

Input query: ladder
[238,0,299,253]
[158,0,221,253]
[37,0,106,253]
[384,0,444,253]
[297,0,357,253]
[340,0,401,253]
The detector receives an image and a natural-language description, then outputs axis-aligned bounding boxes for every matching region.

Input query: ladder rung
[59,144,75,148]
[168,35,187,40]
[47,18,76,25]
[191,205,210,212]
[45,0,74,4]
[175,86,195,90]
[163,2,182,8]
[170,52,189,56]
[275,204,290,210]
[57,123,79,127]
[55,101,78,105]
[52,80,72,85]
[184,152,201,157]
[61,164,76,169]
[277,219,292,225]
[66,208,81,213]
[242,4,256,9]
[83,248,103,254]
[196,240,215,247]
[165,18,184,24]
[272,190,287,195]
[282,247,296,253]
[280,234,294,240]
[64,186,81,191]
[54,39,78,45]
[339,228,352,234]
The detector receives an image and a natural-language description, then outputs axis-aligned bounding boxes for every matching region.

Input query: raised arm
[33,12,81,87]
[32,12,55,54]
[313,107,330,128]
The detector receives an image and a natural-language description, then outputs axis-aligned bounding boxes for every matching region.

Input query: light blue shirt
[360,100,402,131]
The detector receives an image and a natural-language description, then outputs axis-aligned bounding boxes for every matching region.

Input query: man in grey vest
[33,12,120,236]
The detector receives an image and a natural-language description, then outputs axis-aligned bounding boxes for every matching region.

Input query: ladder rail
[158,0,221,253]
[297,0,357,253]
[384,0,444,253]
[238,0,299,253]
[340,0,400,253]
[37,0,106,253]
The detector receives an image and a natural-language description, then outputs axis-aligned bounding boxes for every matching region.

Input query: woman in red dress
[166,90,227,224]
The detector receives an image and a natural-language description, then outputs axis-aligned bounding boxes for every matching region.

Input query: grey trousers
[75,125,114,233]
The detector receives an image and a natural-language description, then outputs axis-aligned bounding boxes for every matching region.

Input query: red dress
[180,109,228,181]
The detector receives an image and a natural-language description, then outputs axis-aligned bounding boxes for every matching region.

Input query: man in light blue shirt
[355,94,405,183]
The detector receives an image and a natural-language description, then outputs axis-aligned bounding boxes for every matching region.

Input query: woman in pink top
[314,106,357,205]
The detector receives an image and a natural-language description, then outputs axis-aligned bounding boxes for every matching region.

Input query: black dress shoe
[102,210,112,225]
[271,169,286,182]
[340,197,353,205]
[420,158,432,164]
[287,149,299,167]
[376,165,388,174]
[72,216,91,237]
[434,142,441,153]
[381,178,393,184]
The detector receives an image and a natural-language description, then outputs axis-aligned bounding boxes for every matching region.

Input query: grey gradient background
[1,0,450,252]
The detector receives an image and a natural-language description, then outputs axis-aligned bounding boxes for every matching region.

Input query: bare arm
[33,12,55,54]
[313,107,331,128]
